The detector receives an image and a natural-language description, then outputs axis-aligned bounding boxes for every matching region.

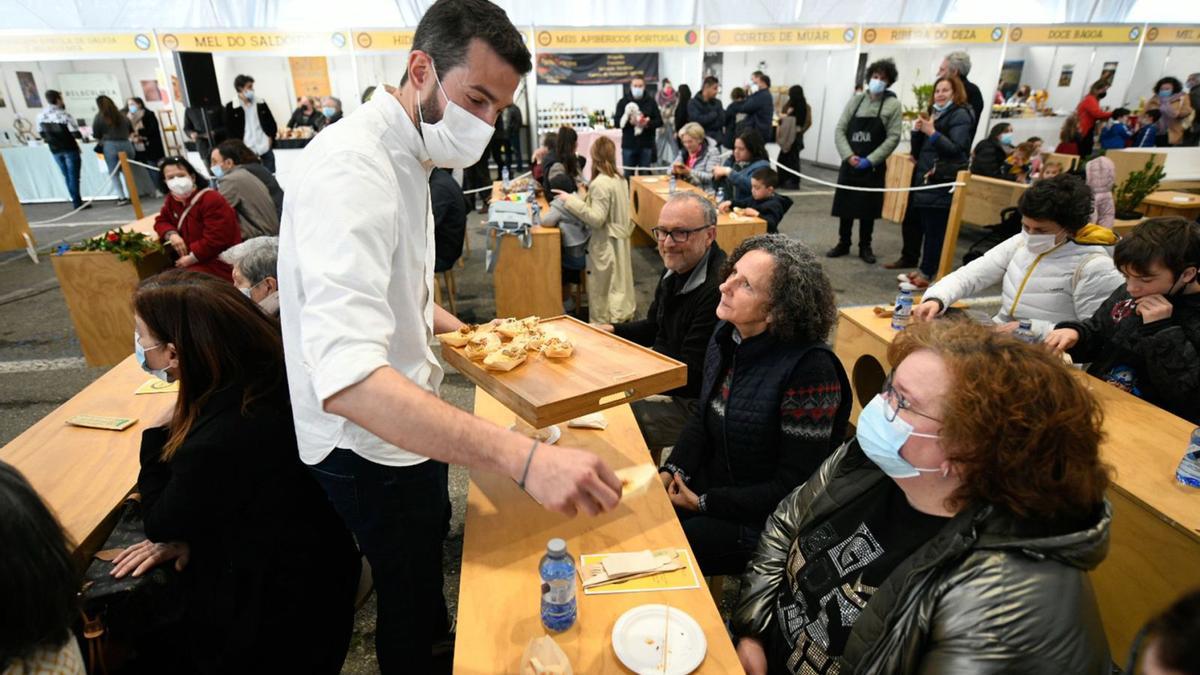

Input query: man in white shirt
[277,0,621,671]
[221,74,277,172]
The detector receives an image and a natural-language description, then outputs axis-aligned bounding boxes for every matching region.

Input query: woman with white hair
[220,236,280,316]
[670,122,722,191]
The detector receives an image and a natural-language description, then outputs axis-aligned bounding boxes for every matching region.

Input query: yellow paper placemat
[134,378,180,395]
[579,548,700,595]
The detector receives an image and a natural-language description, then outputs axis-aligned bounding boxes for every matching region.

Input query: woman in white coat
[556,135,636,323]
[912,174,1124,339]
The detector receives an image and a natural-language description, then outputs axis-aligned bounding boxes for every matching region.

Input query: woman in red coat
[153,156,241,281]
[1074,79,1112,158]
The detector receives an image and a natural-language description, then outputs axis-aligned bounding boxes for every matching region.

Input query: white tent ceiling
[2,0,1197,31]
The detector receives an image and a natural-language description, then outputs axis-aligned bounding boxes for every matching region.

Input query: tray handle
[598,388,636,406]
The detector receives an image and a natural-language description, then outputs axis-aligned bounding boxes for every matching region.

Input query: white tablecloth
[1,142,120,203]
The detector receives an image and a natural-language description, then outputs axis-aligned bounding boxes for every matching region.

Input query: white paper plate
[508,423,561,445]
[611,604,707,675]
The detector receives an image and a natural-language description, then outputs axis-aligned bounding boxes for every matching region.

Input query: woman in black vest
[660,234,851,576]
[111,270,360,673]
[828,60,903,264]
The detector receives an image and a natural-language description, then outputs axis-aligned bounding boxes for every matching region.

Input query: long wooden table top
[630,175,766,229]
[835,305,1200,543]
[0,355,175,558]
[455,390,743,674]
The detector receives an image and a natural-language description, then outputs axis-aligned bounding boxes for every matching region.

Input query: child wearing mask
[1133,109,1161,148]
[1099,108,1133,149]
[1047,217,1200,424]
[717,167,794,234]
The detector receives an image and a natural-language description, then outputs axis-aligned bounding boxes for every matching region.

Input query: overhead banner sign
[1008,25,1142,44]
[1145,25,1200,45]
[861,25,1005,45]
[352,30,414,51]
[536,52,659,86]
[58,72,122,121]
[0,32,154,59]
[289,57,331,97]
[535,29,698,51]
[158,31,350,54]
[705,26,857,48]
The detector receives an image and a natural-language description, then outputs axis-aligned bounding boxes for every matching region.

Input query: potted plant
[1114,158,1167,220]
[903,83,934,120]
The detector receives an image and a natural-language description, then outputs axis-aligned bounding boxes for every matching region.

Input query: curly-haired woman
[659,234,851,576]
[734,319,1113,675]
[911,173,1124,340]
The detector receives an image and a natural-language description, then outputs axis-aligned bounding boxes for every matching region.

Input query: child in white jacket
[912,174,1125,339]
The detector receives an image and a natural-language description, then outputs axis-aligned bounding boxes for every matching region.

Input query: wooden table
[0,356,175,562]
[490,183,563,319]
[831,305,1200,659]
[454,390,743,674]
[629,176,766,255]
[1140,190,1200,221]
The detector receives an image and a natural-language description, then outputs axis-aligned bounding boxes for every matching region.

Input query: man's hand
[598,324,615,333]
[166,232,188,257]
[521,444,622,517]
[189,131,198,141]
[911,300,942,322]
[742,207,760,218]
[111,539,190,578]
[666,473,700,511]
[1044,327,1080,353]
[717,201,732,214]
[848,155,861,168]
[659,470,673,489]
[1137,294,1174,323]
[737,637,768,675]
[712,166,732,179]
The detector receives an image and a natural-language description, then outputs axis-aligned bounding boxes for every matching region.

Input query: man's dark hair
[1140,589,1200,674]
[736,129,769,163]
[1017,173,1093,234]
[215,138,260,165]
[44,89,62,106]
[1144,108,1162,123]
[0,462,78,671]
[752,70,771,88]
[702,75,718,89]
[751,167,778,189]
[1114,217,1200,278]
[1112,107,1131,119]
[730,87,746,101]
[867,58,899,86]
[233,74,254,91]
[402,0,531,85]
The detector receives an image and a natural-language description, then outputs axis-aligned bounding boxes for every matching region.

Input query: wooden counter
[831,305,1200,659]
[629,176,766,255]
[454,390,743,674]
[1140,191,1200,221]
[0,356,175,562]
[489,183,563,318]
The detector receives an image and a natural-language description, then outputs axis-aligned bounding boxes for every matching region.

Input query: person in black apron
[828,60,902,264]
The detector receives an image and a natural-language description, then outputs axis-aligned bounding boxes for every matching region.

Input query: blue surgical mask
[128,104,139,114]
[867,78,886,95]
[856,394,944,479]
[1000,132,1014,146]
[210,164,225,179]
[932,101,951,113]
[243,90,255,103]
[630,87,645,99]
[1159,88,1173,97]
[322,106,336,118]
[134,332,172,383]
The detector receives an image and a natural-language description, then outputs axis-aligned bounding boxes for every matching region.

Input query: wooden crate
[52,250,169,366]
[442,315,686,427]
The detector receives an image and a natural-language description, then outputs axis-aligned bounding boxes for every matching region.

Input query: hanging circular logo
[991,27,1004,41]
[356,32,373,48]
[161,33,179,49]
[331,32,347,48]
[537,31,552,47]
[843,28,856,43]
[1128,27,1141,41]
[707,30,720,45]
[1146,27,1160,42]
[863,29,877,44]
[1010,27,1024,42]
[684,30,698,45]
[134,33,152,50]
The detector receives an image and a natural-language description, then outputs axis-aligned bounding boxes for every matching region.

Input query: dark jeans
[310,451,451,674]
[677,510,761,577]
[838,217,875,247]
[52,150,82,208]
[504,133,524,172]
[918,206,951,279]
[622,146,654,177]
[899,202,923,263]
[260,148,276,173]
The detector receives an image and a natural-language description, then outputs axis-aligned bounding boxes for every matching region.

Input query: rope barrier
[461,170,532,195]
[773,161,965,193]
[126,158,162,172]
[28,164,125,226]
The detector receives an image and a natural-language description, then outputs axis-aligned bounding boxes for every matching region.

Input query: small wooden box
[441,315,686,427]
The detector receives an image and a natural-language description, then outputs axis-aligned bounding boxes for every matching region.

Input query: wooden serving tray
[441,315,686,428]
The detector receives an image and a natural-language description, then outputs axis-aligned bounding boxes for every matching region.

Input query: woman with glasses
[554,135,635,323]
[732,319,1112,675]
[659,234,851,577]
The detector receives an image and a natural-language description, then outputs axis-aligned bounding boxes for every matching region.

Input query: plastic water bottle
[1013,319,1038,344]
[892,282,915,330]
[715,187,725,204]
[539,538,576,632]
[501,165,510,191]
[1177,430,1200,488]
[669,175,677,194]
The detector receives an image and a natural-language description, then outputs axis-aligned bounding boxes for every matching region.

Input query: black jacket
[613,243,726,398]
[287,106,320,129]
[183,105,225,141]
[431,168,467,271]
[961,75,984,139]
[38,114,80,154]
[911,104,975,210]
[732,193,794,234]
[727,88,774,141]
[133,111,165,163]
[137,382,359,671]
[242,162,284,219]
[688,96,725,142]
[970,138,1010,179]
[662,321,851,527]
[613,94,662,151]
[222,100,278,145]
[1058,286,1200,424]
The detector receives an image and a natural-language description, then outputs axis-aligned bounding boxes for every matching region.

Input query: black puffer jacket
[662,321,851,527]
[969,138,1010,179]
[911,104,976,210]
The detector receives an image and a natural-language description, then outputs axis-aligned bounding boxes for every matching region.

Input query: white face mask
[166,175,195,197]
[631,86,645,99]
[1023,231,1059,255]
[416,58,497,169]
[748,83,760,94]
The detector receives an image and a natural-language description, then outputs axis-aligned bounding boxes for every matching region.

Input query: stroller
[961,206,1023,265]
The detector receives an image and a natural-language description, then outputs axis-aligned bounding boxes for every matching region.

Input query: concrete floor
[0,166,1000,672]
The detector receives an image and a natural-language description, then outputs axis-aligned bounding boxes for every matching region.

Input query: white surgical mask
[867,78,886,95]
[748,83,760,94]
[631,86,645,98]
[416,59,497,169]
[1023,231,1059,255]
[243,89,255,102]
[166,176,195,197]
[134,332,172,383]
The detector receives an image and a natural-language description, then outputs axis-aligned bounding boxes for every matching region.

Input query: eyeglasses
[651,225,712,243]
[135,332,163,351]
[881,372,942,424]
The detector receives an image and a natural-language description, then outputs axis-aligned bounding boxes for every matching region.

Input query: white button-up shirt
[242,101,271,156]
[278,88,439,467]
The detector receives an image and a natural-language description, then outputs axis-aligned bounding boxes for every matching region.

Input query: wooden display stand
[0,153,38,261]
[882,152,915,224]
[489,183,563,318]
[52,249,168,366]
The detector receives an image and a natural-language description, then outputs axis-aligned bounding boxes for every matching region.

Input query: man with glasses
[599,192,726,456]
